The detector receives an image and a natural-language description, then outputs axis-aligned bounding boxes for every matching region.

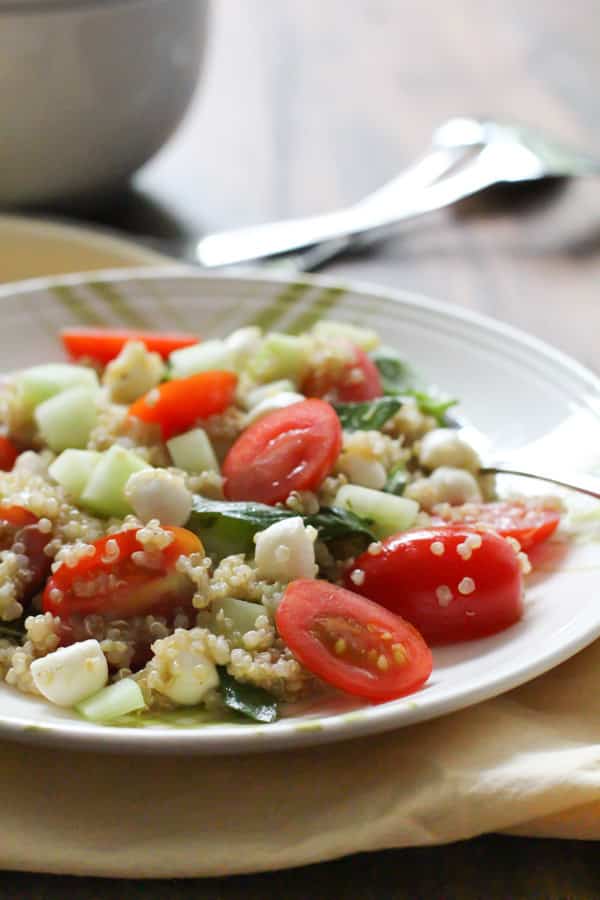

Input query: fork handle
[195,147,493,268]
[480,466,600,500]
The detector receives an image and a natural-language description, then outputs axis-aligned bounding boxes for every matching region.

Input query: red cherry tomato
[0,437,18,471]
[0,506,51,601]
[276,580,432,702]
[431,501,560,551]
[43,526,203,619]
[302,345,382,402]
[222,399,342,505]
[61,328,199,364]
[346,526,524,645]
[129,370,237,440]
[0,505,38,529]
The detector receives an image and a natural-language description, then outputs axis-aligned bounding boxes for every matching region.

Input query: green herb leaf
[304,506,375,542]
[188,496,375,559]
[371,348,421,394]
[384,463,408,496]
[334,397,402,431]
[410,390,457,424]
[218,667,278,723]
[371,348,458,425]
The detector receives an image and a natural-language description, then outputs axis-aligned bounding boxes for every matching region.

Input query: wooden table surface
[14,0,600,896]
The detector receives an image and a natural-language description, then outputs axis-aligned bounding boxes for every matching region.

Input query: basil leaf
[218,667,278,723]
[371,347,422,394]
[334,397,402,431]
[189,496,375,559]
[384,464,408,496]
[371,349,457,425]
[410,390,457,424]
[304,506,375,543]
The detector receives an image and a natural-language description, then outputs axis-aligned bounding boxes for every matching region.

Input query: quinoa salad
[0,321,563,726]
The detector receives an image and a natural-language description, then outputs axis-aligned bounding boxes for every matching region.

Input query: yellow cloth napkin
[2,643,600,877]
[0,220,599,877]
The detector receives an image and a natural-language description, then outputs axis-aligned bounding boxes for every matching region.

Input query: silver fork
[194,116,600,269]
[479,466,600,501]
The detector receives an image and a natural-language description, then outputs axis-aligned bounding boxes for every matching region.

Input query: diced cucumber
[49,449,101,500]
[167,428,219,474]
[15,363,99,413]
[169,340,235,379]
[334,484,418,539]
[246,334,311,386]
[34,386,98,452]
[76,678,145,723]
[80,445,150,518]
[211,597,267,635]
[312,320,380,351]
[245,379,296,410]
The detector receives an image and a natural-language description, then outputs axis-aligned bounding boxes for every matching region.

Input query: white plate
[0,268,599,755]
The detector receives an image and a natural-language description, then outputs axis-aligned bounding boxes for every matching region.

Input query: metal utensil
[480,465,600,501]
[194,116,600,268]
[160,119,479,271]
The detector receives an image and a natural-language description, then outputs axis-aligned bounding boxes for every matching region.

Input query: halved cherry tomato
[302,345,383,403]
[0,506,51,601]
[431,501,560,551]
[0,505,38,529]
[346,526,524,645]
[129,370,237,441]
[276,579,432,702]
[61,328,199,364]
[0,436,18,471]
[42,526,203,619]
[222,398,342,505]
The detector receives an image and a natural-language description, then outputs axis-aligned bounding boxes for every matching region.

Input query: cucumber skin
[76,679,145,722]
[334,484,419,539]
[80,445,150,518]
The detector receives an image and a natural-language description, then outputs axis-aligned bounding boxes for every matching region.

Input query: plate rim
[1,265,599,756]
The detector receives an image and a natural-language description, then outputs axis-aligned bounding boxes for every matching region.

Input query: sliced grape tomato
[276,579,432,702]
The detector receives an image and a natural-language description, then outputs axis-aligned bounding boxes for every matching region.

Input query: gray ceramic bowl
[0,0,209,208]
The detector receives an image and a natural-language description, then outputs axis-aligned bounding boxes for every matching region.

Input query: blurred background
[2,0,599,368]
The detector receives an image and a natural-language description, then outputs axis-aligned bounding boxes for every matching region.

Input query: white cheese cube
[254,517,318,582]
[419,428,481,472]
[156,649,219,706]
[30,639,109,707]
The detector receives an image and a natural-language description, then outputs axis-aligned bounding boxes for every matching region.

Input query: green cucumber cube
[48,449,101,500]
[167,428,219,474]
[334,484,419,539]
[76,678,145,722]
[80,445,150,518]
[34,386,98,452]
[16,364,99,413]
[211,597,267,636]
[246,334,311,386]
[169,340,235,380]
